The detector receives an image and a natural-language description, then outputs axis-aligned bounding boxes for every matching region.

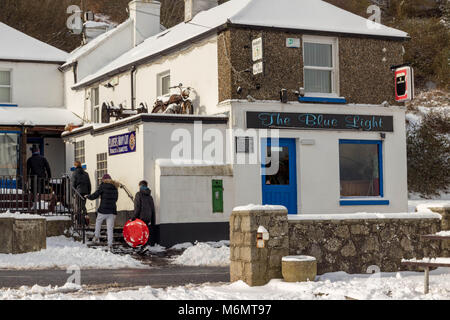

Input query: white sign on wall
[286,38,301,48]
[252,37,263,62]
[253,61,264,75]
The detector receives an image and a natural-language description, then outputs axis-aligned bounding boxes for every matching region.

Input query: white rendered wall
[43,138,66,177]
[65,125,145,213]
[135,36,220,115]
[226,100,408,215]
[0,61,64,108]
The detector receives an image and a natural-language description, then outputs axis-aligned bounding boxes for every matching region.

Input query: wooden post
[424,266,430,294]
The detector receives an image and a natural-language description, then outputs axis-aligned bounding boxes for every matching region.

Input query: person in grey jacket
[132,180,156,246]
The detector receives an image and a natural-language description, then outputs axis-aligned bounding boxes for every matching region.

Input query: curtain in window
[304,43,332,67]
[0,133,19,176]
[161,75,171,96]
[304,69,332,93]
[0,71,11,102]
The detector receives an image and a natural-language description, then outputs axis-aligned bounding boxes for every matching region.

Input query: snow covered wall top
[0,22,68,63]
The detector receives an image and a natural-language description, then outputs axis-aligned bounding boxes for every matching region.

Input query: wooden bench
[401,258,450,294]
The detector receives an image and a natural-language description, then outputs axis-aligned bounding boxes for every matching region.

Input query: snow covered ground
[0,268,449,300]
[171,242,230,267]
[0,236,146,270]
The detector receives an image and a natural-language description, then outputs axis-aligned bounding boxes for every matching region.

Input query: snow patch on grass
[0,236,146,270]
[171,242,230,267]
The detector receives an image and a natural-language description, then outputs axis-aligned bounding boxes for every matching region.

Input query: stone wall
[218,27,404,104]
[289,217,442,275]
[0,217,46,254]
[46,218,72,237]
[230,206,289,286]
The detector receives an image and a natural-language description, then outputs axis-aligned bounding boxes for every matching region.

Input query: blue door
[261,138,297,214]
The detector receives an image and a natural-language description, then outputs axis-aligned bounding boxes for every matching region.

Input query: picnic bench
[401,233,450,294]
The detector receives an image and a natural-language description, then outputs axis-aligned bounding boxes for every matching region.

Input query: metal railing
[0,175,72,215]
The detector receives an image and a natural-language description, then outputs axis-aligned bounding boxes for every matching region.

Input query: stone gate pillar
[229,205,289,286]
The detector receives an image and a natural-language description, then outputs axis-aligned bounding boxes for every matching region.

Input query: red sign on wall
[395,66,414,102]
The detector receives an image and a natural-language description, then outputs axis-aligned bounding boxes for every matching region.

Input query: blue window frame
[338,139,388,206]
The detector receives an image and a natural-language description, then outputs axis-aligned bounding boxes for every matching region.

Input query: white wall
[65,125,145,213]
[43,138,66,177]
[72,35,221,120]
[135,35,219,115]
[228,100,408,215]
[0,61,64,108]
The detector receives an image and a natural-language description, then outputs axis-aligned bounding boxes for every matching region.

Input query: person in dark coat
[86,174,119,250]
[27,145,51,195]
[71,160,91,218]
[132,180,156,246]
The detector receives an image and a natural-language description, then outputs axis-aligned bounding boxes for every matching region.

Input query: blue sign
[108,132,137,156]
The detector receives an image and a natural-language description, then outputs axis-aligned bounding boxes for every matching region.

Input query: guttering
[61,114,229,137]
[71,23,229,91]
[0,58,66,65]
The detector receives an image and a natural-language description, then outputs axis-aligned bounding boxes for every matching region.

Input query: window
[0,132,19,176]
[0,70,11,103]
[96,153,107,186]
[158,71,171,96]
[90,87,100,123]
[339,140,383,197]
[74,141,85,164]
[303,36,338,96]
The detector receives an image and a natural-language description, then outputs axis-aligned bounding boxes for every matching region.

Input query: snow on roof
[0,107,83,126]
[73,0,408,89]
[62,19,166,68]
[229,0,409,38]
[0,22,68,63]
[62,18,133,68]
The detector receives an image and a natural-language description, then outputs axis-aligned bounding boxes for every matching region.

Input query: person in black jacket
[27,145,51,195]
[86,174,119,250]
[71,161,91,218]
[132,180,156,246]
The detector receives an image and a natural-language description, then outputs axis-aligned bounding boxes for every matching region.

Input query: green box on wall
[212,179,224,213]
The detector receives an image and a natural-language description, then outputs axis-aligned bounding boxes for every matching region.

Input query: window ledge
[299,96,347,104]
[340,199,390,206]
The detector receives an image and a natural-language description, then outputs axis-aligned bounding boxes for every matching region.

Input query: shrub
[407,110,450,197]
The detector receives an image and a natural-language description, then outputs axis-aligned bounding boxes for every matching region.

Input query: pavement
[0,265,230,290]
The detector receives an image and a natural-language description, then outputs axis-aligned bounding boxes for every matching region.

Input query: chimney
[129,0,161,47]
[184,0,218,22]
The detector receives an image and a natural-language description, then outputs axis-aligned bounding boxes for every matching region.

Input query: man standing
[133,180,156,247]
[72,161,91,220]
[27,145,51,196]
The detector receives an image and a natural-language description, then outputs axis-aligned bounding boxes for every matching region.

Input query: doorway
[261,138,298,214]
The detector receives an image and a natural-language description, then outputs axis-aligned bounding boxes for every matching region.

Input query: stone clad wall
[230,207,444,286]
[218,27,404,104]
[230,207,289,286]
[0,217,46,254]
[289,217,442,275]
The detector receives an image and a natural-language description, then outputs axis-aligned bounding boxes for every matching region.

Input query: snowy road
[0,266,229,290]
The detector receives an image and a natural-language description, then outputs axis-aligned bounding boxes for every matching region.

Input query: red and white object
[123,219,149,248]
[395,66,414,102]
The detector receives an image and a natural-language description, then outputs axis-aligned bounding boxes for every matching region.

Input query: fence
[0,175,87,243]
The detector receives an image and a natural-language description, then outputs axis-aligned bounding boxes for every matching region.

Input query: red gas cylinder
[123,219,149,248]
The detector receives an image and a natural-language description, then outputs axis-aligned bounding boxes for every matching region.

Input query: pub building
[60,0,411,245]
[0,21,80,193]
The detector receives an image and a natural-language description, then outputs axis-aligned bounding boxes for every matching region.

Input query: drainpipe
[131,66,136,109]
